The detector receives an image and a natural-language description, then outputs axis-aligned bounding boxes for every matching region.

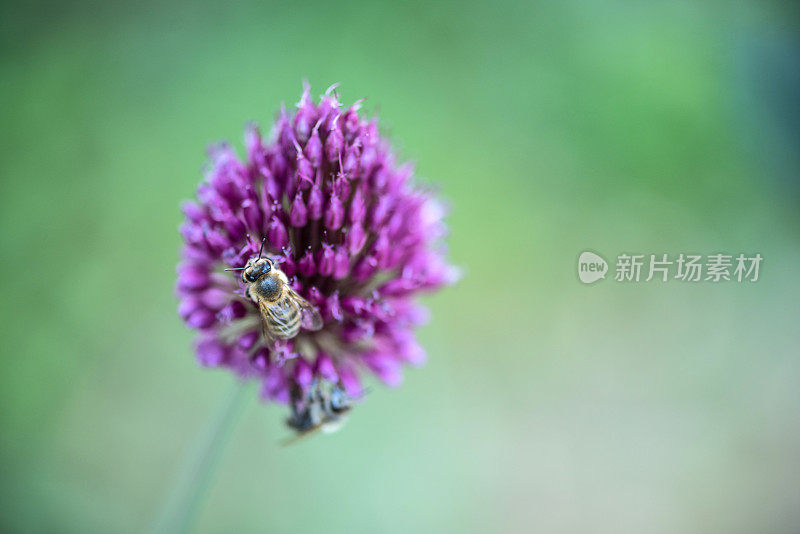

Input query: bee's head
[242,257,272,283]
[223,237,277,283]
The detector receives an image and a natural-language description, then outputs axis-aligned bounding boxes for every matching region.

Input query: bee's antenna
[224,267,246,271]
[258,237,266,259]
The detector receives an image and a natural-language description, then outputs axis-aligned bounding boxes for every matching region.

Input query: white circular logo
[578,251,608,284]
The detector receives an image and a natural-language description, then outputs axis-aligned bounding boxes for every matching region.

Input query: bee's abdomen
[267,301,301,339]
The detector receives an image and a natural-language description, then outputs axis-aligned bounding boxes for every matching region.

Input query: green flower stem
[150,379,250,534]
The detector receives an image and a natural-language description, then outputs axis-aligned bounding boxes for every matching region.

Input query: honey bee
[282,380,355,443]
[226,238,323,343]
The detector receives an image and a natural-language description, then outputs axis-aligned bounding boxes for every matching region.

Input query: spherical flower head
[177,84,458,428]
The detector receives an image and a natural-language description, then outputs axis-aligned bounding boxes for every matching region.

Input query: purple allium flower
[177,84,457,428]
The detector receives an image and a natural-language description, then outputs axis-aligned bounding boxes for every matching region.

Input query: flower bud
[317,243,335,277]
[298,248,317,277]
[324,191,344,230]
[290,191,308,227]
[267,216,289,249]
[307,185,323,220]
[305,127,323,167]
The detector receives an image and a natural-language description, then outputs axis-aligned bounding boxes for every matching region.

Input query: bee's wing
[257,299,277,344]
[286,288,323,331]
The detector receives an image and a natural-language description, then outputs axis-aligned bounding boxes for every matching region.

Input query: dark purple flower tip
[199,287,230,310]
[353,255,379,282]
[178,297,201,321]
[216,301,247,324]
[295,155,314,186]
[293,358,314,391]
[241,199,263,233]
[314,353,338,383]
[348,186,366,224]
[363,351,403,387]
[290,191,308,227]
[332,246,350,280]
[266,216,289,250]
[317,242,336,277]
[181,201,205,223]
[196,337,227,367]
[345,223,367,255]
[337,362,363,397]
[261,364,290,403]
[275,248,296,277]
[324,290,344,322]
[324,191,344,230]
[307,185,324,220]
[298,248,317,277]
[305,126,323,167]
[187,308,216,330]
[325,118,344,163]
[293,82,315,142]
[237,330,260,351]
[177,84,456,427]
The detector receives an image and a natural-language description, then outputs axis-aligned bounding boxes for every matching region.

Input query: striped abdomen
[264,297,302,340]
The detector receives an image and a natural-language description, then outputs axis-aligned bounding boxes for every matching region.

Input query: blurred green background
[1,1,799,532]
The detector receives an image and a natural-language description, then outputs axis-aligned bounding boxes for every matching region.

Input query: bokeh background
[2,1,799,532]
